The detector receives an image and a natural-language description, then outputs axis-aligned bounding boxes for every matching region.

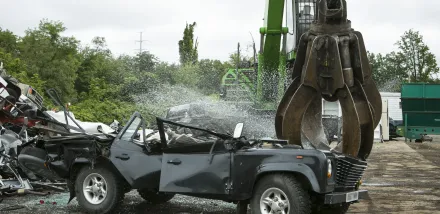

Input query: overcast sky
[1,0,439,64]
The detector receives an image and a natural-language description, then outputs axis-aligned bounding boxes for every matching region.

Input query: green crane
[220,0,316,111]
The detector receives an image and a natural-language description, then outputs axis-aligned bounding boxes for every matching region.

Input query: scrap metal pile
[0,64,215,199]
[0,63,121,198]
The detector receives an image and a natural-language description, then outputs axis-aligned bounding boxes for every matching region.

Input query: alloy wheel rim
[83,173,108,205]
[259,187,290,214]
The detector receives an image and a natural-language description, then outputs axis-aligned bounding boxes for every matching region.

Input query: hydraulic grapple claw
[275,0,381,160]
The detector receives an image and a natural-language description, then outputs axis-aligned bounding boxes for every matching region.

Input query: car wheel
[137,189,175,204]
[312,203,350,214]
[250,174,311,214]
[75,165,125,214]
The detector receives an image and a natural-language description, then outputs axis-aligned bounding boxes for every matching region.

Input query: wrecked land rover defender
[17,111,368,214]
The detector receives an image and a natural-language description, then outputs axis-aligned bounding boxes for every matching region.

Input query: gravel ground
[349,138,440,214]
[0,191,239,214]
[2,138,440,213]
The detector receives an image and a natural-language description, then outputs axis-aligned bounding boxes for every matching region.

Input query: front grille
[335,156,367,189]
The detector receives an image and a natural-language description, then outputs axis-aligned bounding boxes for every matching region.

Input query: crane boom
[256,0,288,107]
[259,0,287,68]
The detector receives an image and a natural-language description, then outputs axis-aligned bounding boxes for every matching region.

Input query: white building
[321,92,402,120]
[321,92,402,142]
[380,92,402,121]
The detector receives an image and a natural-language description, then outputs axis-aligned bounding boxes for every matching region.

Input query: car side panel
[159,153,231,195]
[110,140,162,189]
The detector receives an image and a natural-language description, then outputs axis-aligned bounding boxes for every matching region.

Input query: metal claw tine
[275,0,381,159]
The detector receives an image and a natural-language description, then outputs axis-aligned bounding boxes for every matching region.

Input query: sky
[1,0,440,64]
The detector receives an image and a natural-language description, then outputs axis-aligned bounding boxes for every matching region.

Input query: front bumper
[324,190,368,204]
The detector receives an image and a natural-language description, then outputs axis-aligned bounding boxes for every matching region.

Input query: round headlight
[327,159,332,178]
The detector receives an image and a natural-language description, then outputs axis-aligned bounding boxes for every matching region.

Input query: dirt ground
[1,138,440,213]
[350,137,440,214]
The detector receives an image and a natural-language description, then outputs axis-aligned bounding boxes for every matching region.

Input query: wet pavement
[2,138,440,213]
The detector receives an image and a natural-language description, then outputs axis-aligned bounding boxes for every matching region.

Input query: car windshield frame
[156,117,231,148]
[118,112,146,143]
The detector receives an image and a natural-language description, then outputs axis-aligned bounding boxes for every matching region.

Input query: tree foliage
[0,19,234,124]
[228,43,255,68]
[395,29,439,82]
[0,28,18,54]
[368,51,407,92]
[178,22,198,65]
[19,19,81,101]
[198,59,230,94]
[369,29,439,92]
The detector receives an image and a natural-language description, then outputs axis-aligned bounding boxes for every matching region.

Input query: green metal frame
[221,68,256,102]
[220,0,315,111]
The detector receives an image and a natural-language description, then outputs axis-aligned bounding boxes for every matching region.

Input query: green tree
[228,43,255,68]
[19,19,81,101]
[76,36,116,95]
[0,28,18,55]
[173,63,201,87]
[135,51,158,74]
[178,22,198,65]
[395,29,439,82]
[155,62,179,85]
[69,78,136,124]
[368,51,407,92]
[197,59,229,94]
[117,51,160,97]
[0,49,26,77]
[228,52,252,68]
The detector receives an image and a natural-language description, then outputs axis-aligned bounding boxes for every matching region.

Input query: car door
[159,151,232,195]
[110,112,162,189]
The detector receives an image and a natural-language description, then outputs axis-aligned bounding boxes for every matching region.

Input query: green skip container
[398,83,440,141]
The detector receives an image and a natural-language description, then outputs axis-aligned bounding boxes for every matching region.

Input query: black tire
[18,146,60,181]
[19,146,47,159]
[75,165,125,214]
[312,203,350,214]
[137,189,175,204]
[236,201,249,214]
[250,173,311,214]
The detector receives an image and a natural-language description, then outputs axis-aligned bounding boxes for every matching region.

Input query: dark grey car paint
[110,138,162,189]
[37,113,344,203]
[230,148,335,200]
[159,153,231,194]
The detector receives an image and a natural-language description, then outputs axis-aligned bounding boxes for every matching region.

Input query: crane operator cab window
[297,0,316,43]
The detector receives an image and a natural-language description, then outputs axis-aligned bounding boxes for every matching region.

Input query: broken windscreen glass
[121,117,142,142]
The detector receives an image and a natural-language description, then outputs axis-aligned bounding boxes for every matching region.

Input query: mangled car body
[0,64,116,196]
[17,110,369,214]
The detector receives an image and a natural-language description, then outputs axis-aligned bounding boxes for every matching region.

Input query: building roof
[380,92,400,97]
